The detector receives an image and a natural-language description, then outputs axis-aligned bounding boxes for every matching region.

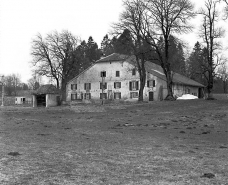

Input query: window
[71,93,77,100]
[130,92,139,98]
[116,71,120,77]
[71,84,77,90]
[100,93,107,99]
[84,83,91,90]
[132,68,136,75]
[186,88,190,94]
[101,71,106,77]
[129,81,139,91]
[114,92,121,99]
[147,80,155,87]
[114,82,121,89]
[84,93,91,99]
[100,82,107,89]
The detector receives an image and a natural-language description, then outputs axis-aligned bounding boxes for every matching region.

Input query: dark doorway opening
[198,88,204,99]
[37,94,46,107]
[149,92,154,101]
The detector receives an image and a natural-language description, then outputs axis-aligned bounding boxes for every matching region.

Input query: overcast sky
[0,0,227,83]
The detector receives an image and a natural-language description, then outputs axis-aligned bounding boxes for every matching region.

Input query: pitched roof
[33,84,60,95]
[96,53,130,63]
[145,62,205,87]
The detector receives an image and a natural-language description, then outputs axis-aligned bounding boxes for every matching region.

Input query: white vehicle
[177,94,198,100]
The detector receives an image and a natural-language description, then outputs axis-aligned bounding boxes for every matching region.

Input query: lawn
[0,100,227,185]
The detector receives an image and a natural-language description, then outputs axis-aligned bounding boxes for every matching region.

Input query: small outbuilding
[32,84,61,107]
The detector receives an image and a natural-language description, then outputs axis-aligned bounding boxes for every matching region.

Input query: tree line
[26,0,228,101]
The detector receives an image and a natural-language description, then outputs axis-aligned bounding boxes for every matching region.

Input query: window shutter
[100,83,102,89]
[76,84,77,90]
[147,81,149,87]
[119,93,121,99]
[136,81,139,90]
[129,82,132,90]
[89,83,91,90]
[153,80,155,87]
[71,84,73,90]
[105,83,107,89]
[119,82,121,88]
[89,93,91,99]
[114,82,116,89]
[84,83,86,90]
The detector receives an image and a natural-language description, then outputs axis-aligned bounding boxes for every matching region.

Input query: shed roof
[33,84,60,95]
[145,62,205,87]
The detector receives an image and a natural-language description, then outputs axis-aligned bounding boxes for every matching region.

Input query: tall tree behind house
[187,42,208,85]
[73,37,101,77]
[198,0,225,98]
[114,29,134,55]
[101,34,116,56]
[156,35,186,75]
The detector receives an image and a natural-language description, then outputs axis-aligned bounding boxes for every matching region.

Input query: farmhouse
[32,84,61,107]
[66,53,204,103]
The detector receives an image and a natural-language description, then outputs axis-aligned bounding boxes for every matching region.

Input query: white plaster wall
[46,94,58,107]
[67,61,160,101]
[173,84,199,98]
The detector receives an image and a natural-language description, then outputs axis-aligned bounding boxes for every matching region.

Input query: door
[149,92,154,101]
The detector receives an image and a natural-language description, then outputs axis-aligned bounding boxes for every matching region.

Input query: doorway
[149,92,154,101]
[37,94,46,107]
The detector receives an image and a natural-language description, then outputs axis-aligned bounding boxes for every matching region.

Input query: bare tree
[198,0,225,99]
[3,74,21,96]
[141,0,195,100]
[31,30,80,101]
[222,0,228,17]
[217,60,228,93]
[112,0,150,102]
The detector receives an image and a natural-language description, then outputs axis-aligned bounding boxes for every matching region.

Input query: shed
[32,84,61,107]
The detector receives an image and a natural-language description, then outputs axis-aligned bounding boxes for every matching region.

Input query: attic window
[116,71,120,77]
[132,68,136,75]
[101,71,106,77]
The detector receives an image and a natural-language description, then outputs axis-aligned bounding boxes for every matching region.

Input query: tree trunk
[207,69,214,99]
[138,72,146,102]
[61,78,67,102]
[164,35,175,101]
[165,71,175,100]
[137,55,146,102]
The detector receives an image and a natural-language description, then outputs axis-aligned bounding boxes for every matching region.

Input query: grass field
[0,100,227,185]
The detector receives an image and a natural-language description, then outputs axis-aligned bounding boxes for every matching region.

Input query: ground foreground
[0,100,227,185]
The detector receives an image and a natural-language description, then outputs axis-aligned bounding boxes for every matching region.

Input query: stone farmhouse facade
[66,53,205,103]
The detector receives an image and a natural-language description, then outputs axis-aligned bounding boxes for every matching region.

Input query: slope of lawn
[0,100,227,185]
